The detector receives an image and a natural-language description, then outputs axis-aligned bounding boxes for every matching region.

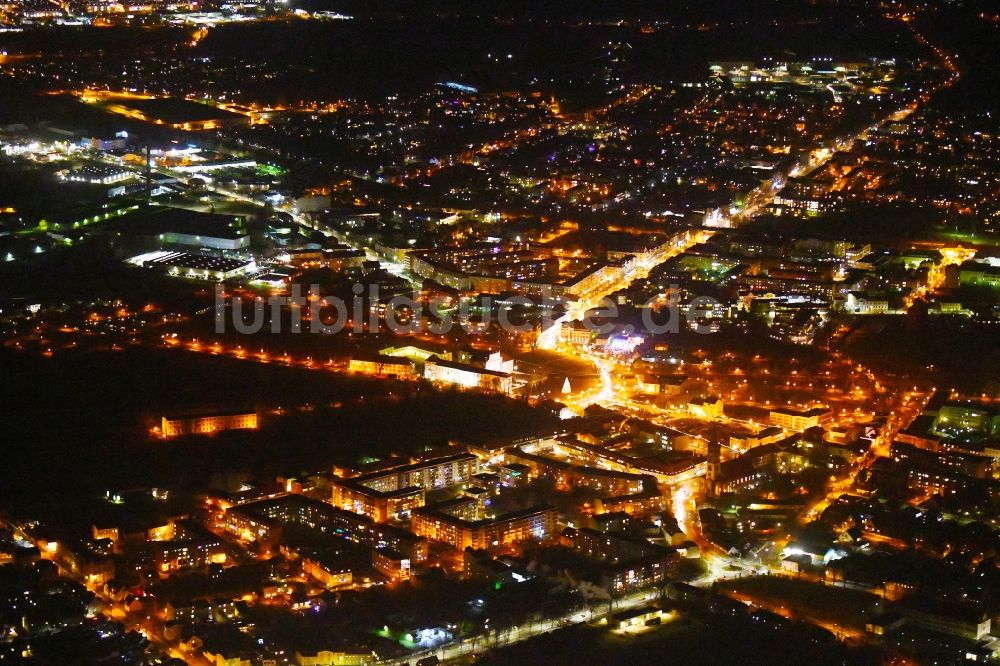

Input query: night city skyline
[1,1,999,664]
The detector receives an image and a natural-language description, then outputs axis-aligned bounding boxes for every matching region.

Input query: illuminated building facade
[423,356,513,393]
[688,396,724,418]
[64,165,135,185]
[768,407,832,431]
[565,527,665,564]
[329,483,424,524]
[161,409,258,437]
[602,554,675,594]
[409,246,559,293]
[331,453,478,521]
[151,520,227,572]
[411,500,557,550]
[895,597,992,641]
[221,494,369,543]
[294,650,375,666]
[348,357,417,378]
[219,494,429,563]
[372,547,411,581]
[932,403,1000,437]
[505,446,655,495]
[958,261,1000,289]
[302,557,353,588]
[138,251,254,281]
[561,321,593,346]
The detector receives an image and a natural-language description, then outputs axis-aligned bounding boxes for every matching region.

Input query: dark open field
[0,347,558,523]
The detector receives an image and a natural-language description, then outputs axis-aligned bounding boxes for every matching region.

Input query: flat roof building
[161,408,258,437]
[331,453,479,522]
[769,407,833,432]
[142,251,253,281]
[411,499,556,551]
[423,356,513,394]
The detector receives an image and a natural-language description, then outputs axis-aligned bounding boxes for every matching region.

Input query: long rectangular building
[218,493,428,562]
[331,453,478,522]
[411,499,557,551]
[423,356,513,394]
[161,409,258,437]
